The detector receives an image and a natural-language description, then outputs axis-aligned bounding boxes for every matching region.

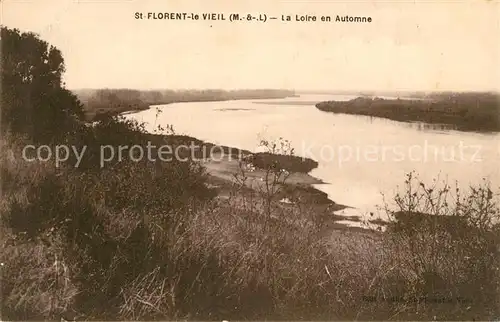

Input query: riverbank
[141,132,367,231]
[316,93,500,132]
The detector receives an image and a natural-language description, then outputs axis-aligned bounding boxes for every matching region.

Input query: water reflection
[327,113,459,133]
[215,108,256,112]
[404,121,458,132]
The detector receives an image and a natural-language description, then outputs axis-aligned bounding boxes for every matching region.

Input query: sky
[2,0,499,92]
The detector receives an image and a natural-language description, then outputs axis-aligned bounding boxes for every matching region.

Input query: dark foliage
[316,94,500,132]
[1,27,84,142]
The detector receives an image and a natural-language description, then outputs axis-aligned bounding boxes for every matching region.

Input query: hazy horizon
[2,0,499,92]
[71,88,499,94]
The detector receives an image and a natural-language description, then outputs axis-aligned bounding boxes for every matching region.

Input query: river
[126,94,500,225]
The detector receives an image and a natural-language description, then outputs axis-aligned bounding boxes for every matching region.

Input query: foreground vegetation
[2,128,500,320]
[316,93,500,132]
[1,26,500,321]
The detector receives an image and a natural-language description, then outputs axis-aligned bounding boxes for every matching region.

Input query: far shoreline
[78,88,296,121]
[315,93,500,133]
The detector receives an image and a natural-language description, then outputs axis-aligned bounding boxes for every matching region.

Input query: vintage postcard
[1,0,499,320]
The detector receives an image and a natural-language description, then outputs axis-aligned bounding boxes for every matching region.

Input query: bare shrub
[378,171,500,320]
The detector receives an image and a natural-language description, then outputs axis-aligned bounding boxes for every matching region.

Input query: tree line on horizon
[316,92,500,132]
[76,88,296,120]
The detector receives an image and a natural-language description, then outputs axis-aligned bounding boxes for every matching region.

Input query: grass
[1,119,499,321]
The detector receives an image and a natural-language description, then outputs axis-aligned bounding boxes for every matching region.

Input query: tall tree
[1,26,84,142]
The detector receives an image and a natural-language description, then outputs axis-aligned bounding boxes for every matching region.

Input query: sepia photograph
[1,0,499,320]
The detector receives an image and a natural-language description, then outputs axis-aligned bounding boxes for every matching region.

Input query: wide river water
[126,94,500,225]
